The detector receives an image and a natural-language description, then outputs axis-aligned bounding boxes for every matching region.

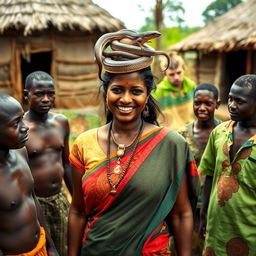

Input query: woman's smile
[117,105,134,114]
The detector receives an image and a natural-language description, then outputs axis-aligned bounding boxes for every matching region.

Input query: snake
[94,29,170,81]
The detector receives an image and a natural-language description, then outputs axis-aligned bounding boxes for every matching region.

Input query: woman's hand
[167,171,193,256]
[68,165,86,256]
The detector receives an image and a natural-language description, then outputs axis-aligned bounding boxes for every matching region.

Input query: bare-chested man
[0,92,58,256]
[23,71,72,256]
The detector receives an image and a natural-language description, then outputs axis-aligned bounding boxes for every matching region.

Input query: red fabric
[190,159,199,176]
[142,223,171,256]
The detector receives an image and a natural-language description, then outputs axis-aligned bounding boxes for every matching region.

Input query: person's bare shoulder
[50,112,69,129]
[143,122,159,135]
[23,111,32,124]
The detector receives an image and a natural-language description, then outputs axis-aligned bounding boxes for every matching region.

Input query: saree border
[83,127,170,243]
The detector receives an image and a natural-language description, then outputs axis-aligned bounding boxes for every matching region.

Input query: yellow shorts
[7,227,48,256]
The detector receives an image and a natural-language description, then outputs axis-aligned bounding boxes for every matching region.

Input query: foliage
[137,0,201,51]
[202,0,243,24]
[138,0,185,28]
[139,23,200,51]
[162,0,185,27]
[161,26,200,50]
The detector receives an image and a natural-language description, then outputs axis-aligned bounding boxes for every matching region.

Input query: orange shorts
[7,227,48,256]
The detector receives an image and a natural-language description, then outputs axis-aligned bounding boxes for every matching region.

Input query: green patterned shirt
[199,120,256,256]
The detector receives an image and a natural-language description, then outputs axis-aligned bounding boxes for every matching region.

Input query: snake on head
[94,29,170,81]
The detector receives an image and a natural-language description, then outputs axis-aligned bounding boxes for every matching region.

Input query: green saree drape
[70,128,199,256]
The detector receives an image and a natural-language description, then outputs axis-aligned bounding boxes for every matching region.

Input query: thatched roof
[170,0,256,52]
[0,0,125,36]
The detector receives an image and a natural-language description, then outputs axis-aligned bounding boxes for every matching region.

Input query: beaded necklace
[106,120,144,195]
[110,127,139,175]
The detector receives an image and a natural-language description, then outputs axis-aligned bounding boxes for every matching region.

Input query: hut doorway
[221,50,246,102]
[21,51,52,90]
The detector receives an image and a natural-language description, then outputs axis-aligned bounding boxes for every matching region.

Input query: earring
[142,104,149,118]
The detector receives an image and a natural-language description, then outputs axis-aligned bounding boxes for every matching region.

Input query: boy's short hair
[194,83,219,100]
[160,51,185,71]
[25,71,54,91]
[233,74,256,98]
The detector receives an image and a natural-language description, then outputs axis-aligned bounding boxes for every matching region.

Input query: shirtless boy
[23,71,72,256]
[0,93,57,256]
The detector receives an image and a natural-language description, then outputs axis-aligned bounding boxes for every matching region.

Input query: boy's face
[165,64,184,88]
[228,84,256,122]
[26,79,55,114]
[193,90,219,121]
[0,99,29,149]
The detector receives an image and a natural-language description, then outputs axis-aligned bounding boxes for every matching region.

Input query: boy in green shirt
[199,74,256,255]
[152,52,196,130]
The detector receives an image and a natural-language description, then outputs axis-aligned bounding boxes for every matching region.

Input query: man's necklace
[106,120,144,195]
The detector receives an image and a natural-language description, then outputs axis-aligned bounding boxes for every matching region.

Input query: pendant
[110,188,117,195]
[113,164,122,174]
[117,144,125,157]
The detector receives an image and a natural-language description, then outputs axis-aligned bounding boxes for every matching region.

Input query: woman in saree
[68,30,199,256]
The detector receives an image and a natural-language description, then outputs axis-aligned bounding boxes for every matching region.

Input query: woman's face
[106,72,149,124]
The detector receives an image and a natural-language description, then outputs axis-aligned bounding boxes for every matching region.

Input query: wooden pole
[153,0,163,79]
[246,48,252,74]
[51,33,60,107]
[196,51,200,84]
[214,51,223,89]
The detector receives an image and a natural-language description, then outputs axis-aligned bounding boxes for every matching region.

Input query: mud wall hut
[0,0,124,108]
[169,0,256,103]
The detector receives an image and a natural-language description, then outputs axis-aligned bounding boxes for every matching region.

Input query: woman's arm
[167,171,193,256]
[61,116,73,195]
[199,175,213,239]
[68,165,87,256]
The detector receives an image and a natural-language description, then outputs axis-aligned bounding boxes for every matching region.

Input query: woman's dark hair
[100,67,162,125]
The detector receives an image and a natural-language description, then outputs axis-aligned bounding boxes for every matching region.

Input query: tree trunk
[153,0,164,80]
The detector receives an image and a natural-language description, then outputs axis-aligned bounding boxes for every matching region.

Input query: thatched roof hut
[0,0,124,107]
[170,0,256,102]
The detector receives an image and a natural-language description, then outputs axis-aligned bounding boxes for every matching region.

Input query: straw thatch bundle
[170,0,256,52]
[0,0,124,35]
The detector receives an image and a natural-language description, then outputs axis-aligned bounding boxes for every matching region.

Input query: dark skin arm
[33,193,59,256]
[68,165,86,256]
[167,172,193,256]
[199,175,213,239]
[17,148,58,256]
[61,117,73,195]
